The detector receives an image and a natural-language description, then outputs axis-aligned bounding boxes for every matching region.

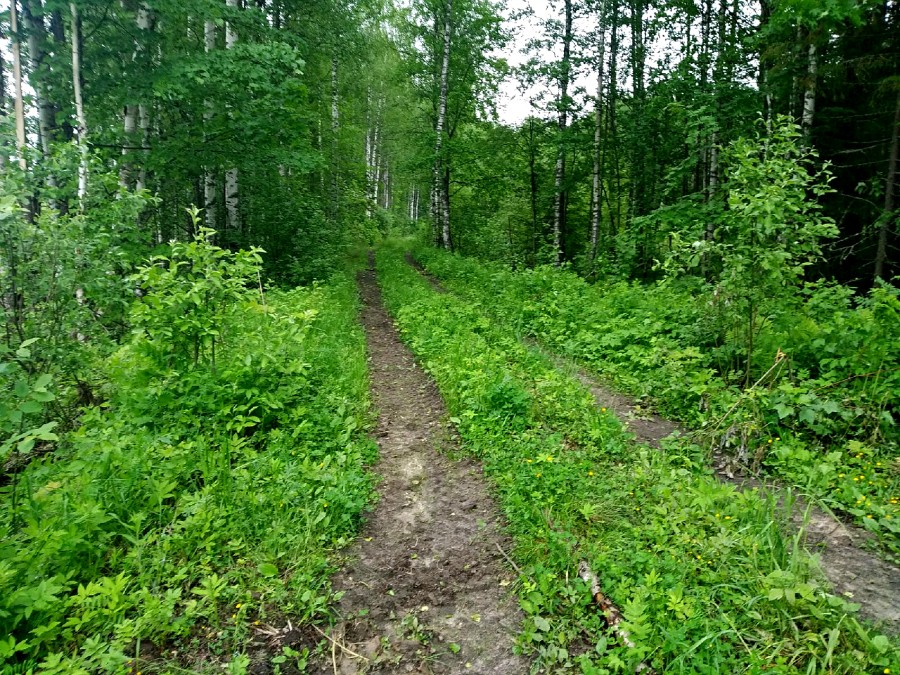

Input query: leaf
[774,403,794,419]
[19,400,43,414]
[258,563,279,577]
[871,635,890,654]
[533,616,551,632]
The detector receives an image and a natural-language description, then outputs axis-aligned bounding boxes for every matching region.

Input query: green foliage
[0,173,150,419]
[376,244,897,673]
[0,270,375,672]
[663,118,837,292]
[0,340,59,463]
[131,216,264,369]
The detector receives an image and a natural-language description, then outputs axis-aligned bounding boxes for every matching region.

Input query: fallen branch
[495,542,524,577]
[578,560,652,673]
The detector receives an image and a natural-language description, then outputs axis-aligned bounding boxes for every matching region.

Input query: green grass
[375,243,898,674]
[0,274,376,674]
[410,242,900,560]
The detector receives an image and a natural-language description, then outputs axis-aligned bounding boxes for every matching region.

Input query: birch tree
[589,0,608,265]
[431,0,452,250]
[70,2,87,203]
[225,0,241,236]
[551,0,573,265]
[9,0,27,170]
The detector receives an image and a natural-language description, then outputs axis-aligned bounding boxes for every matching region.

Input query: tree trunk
[135,4,151,192]
[23,0,57,158]
[590,1,608,265]
[10,0,27,170]
[330,55,340,221]
[71,2,88,204]
[225,0,241,237]
[432,0,452,250]
[874,91,900,280]
[528,116,539,263]
[608,0,622,236]
[552,0,573,265]
[0,24,6,171]
[801,37,817,143]
[203,18,217,231]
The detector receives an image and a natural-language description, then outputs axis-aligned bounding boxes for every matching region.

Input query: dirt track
[309,262,527,674]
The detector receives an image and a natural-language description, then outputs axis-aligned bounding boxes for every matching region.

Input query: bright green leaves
[0,272,375,673]
[0,341,58,462]
[131,218,264,371]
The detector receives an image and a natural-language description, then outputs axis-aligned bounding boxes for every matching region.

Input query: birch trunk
[203,19,217,230]
[70,2,88,204]
[120,3,150,186]
[874,91,900,280]
[23,0,56,158]
[135,5,151,192]
[330,56,340,220]
[590,2,608,264]
[0,29,6,170]
[552,0,573,265]
[608,0,621,237]
[365,124,373,217]
[801,39,817,143]
[10,0,27,170]
[432,0,452,250]
[225,0,240,236]
[372,123,381,208]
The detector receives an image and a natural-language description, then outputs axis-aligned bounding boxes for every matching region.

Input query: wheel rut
[310,263,527,674]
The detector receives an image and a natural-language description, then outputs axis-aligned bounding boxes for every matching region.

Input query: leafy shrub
[0,270,375,673]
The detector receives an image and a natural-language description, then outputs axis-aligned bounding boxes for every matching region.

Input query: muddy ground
[308,263,527,674]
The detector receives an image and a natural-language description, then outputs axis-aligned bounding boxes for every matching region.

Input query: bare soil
[308,263,527,674]
[404,253,900,635]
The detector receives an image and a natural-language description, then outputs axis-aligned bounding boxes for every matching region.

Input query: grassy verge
[0,273,376,674]
[376,244,897,674]
[410,243,900,560]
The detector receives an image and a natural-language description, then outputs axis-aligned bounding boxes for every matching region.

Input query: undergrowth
[411,243,900,560]
[376,244,898,674]
[0,236,375,673]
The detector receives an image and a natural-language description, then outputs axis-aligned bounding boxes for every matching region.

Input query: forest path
[310,260,527,674]
[404,253,900,635]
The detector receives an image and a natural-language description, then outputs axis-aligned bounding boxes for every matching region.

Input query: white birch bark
[203,18,217,230]
[225,0,240,235]
[135,4,151,192]
[330,55,339,218]
[0,40,6,170]
[70,2,88,203]
[23,0,54,158]
[364,126,373,217]
[372,124,381,208]
[589,2,607,263]
[432,0,452,250]
[10,0,27,170]
[552,0,573,265]
[801,40,817,143]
